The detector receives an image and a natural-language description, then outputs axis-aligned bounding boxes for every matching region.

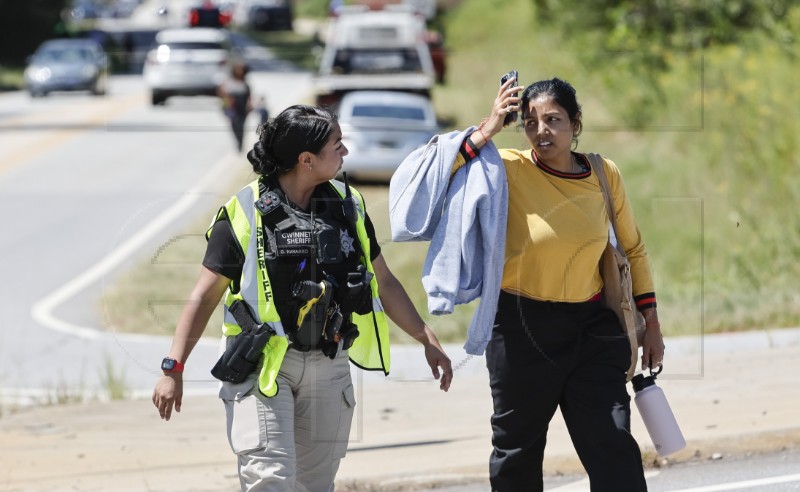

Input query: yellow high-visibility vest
[207,179,391,396]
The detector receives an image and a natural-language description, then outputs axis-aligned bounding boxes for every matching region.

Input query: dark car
[248,0,293,31]
[24,38,109,97]
[189,1,232,27]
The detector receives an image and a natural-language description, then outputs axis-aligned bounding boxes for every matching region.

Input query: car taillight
[189,10,199,26]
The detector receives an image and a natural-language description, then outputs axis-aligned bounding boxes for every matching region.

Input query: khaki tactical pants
[220,348,355,492]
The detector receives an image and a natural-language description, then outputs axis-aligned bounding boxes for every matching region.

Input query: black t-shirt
[203,183,382,330]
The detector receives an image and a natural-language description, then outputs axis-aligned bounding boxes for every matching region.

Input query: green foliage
[531,0,800,127]
[0,65,24,91]
[99,355,129,401]
[0,0,69,64]
[295,0,332,19]
[533,0,798,51]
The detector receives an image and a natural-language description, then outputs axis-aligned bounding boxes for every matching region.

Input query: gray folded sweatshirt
[389,128,508,355]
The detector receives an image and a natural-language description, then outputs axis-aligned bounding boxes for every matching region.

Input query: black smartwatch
[161,357,184,373]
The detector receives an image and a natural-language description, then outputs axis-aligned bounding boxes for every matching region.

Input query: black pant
[486,292,647,492]
[229,115,246,152]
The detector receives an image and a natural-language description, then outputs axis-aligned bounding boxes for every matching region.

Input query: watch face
[161,358,175,371]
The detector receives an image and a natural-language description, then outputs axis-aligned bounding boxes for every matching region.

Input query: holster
[292,279,333,348]
[291,276,362,359]
[210,300,276,384]
[335,264,373,315]
[321,313,359,360]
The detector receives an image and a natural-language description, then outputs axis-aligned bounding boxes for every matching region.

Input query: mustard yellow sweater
[455,147,656,307]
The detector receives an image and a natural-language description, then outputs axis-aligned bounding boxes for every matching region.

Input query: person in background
[255,95,269,129]
[152,105,453,492]
[218,60,252,152]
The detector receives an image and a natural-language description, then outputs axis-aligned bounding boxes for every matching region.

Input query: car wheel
[91,80,107,96]
[151,91,166,106]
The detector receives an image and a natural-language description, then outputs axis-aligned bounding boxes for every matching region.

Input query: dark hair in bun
[247,105,338,176]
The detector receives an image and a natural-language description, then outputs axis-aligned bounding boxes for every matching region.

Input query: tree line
[0,0,70,65]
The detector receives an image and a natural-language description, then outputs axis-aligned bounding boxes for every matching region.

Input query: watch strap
[161,357,185,373]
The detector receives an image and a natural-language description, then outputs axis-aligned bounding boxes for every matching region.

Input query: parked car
[248,0,293,31]
[24,38,109,98]
[338,90,439,182]
[143,27,231,105]
[188,1,232,27]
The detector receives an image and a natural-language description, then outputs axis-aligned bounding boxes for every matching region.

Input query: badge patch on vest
[340,229,355,257]
[276,230,314,257]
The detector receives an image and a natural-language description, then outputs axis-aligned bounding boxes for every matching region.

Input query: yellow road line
[0,92,147,175]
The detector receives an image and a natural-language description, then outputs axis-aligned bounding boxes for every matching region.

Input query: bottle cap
[632,365,663,392]
[631,374,655,392]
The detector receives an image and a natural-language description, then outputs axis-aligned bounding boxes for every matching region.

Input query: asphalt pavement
[1,328,799,491]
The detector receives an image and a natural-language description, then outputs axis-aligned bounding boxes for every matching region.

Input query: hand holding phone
[500,70,520,126]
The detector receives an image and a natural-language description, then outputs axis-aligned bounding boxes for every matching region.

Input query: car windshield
[160,42,225,50]
[351,104,426,121]
[36,47,95,63]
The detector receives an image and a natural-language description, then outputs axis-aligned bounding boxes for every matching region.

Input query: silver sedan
[339,90,439,183]
[24,38,109,97]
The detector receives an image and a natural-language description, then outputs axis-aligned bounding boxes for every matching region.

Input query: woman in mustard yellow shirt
[458,77,665,491]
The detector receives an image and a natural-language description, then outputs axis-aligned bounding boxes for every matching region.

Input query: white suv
[143,28,231,106]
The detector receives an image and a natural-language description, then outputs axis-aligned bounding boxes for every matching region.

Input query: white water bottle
[632,367,686,456]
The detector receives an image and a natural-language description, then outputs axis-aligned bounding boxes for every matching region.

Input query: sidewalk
[1,329,799,491]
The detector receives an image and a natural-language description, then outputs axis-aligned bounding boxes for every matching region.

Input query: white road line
[666,473,800,492]
[547,471,661,491]
[30,151,238,343]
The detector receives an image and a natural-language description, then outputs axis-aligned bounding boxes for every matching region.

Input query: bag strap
[585,153,626,258]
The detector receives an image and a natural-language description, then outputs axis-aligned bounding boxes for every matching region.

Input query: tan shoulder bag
[585,153,646,381]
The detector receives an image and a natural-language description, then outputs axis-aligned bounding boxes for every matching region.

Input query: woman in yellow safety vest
[152,104,453,491]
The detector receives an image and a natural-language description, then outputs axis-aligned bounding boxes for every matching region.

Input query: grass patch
[101,224,220,338]
[0,65,24,92]
[430,0,800,338]
[32,377,86,407]
[99,355,129,401]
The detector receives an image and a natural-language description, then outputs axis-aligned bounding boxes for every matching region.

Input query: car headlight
[29,67,52,83]
[156,45,171,63]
